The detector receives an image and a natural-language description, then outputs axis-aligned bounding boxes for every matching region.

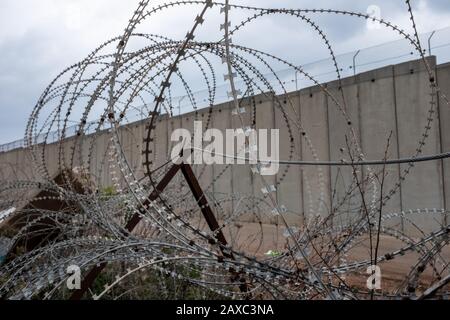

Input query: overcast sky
[1,0,450,144]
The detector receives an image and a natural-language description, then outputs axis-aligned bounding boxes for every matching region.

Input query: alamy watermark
[367,5,382,30]
[65,4,82,30]
[170,121,280,175]
[67,265,81,290]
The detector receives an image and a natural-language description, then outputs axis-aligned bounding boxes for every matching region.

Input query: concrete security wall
[1,57,449,233]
